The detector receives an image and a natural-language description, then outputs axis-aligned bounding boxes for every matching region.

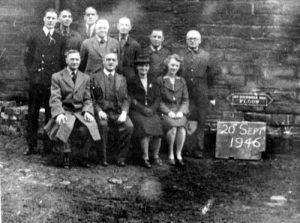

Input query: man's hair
[103,52,118,60]
[65,49,80,58]
[44,8,58,17]
[151,29,164,35]
[85,6,97,15]
[95,18,109,28]
[118,17,131,25]
[59,9,72,17]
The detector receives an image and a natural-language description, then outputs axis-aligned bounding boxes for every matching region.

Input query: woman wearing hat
[128,55,164,168]
[157,54,189,166]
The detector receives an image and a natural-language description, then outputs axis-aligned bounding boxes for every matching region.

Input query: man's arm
[49,73,65,118]
[24,33,35,73]
[82,76,94,116]
[79,40,88,72]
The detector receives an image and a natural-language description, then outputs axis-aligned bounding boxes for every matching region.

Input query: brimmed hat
[135,55,150,65]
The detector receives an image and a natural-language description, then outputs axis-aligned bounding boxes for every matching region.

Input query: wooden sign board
[227,92,273,107]
[216,121,266,160]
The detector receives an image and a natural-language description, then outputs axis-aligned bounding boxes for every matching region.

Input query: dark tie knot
[100,37,105,44]
[108,73,113,81]
[72,72,76,83]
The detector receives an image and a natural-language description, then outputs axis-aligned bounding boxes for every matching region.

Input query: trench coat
[44,68,101,143]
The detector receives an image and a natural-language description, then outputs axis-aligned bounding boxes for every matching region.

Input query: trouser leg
[115,117,134,163]
[27,86,42,150]
[97,119,108,163]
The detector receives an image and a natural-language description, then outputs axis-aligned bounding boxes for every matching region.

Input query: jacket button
[42,54,45,58]
[41,61,44,64]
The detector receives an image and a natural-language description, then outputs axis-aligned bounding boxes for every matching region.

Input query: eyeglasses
[106,58,117,61]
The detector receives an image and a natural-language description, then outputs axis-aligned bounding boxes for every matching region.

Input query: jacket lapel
[61,68,74,89]
[74,71,85,92]
[91,36,102,57]
[174,77,183,92]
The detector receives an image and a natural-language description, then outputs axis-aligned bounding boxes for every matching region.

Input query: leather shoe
[102,161,109,167]
[142,159,151,168]
[153,158,163,166]
[23,147,35,156]
[79,159,91,168]
[63,156,70,169]
[192,151,203,159]
[177,159,185,167]
[168,158,176,166]
[117,161,126,167]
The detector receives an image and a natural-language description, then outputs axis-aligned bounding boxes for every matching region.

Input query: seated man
[45,49,101,169]
[91,52,133,167]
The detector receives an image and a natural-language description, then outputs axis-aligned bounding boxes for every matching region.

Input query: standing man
[116,17,141,84]
[58,9,82,51]
[180,30,219,158]
[78,6,98,40]
[143,29,171,78]
[79,19,119,75]
[24,8,65,155]
[91,52,133,167]
[45,50,101,169]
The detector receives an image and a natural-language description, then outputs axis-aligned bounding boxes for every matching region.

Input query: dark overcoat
[128,75,163,137]
[79,36,119,75]
[44,68,101,143]
[142,46,171,79]
[117,36,141,83]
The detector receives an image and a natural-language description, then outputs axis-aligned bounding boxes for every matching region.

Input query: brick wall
[0,0,300,150]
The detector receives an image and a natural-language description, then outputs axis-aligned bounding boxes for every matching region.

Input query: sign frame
[227,92,273,107]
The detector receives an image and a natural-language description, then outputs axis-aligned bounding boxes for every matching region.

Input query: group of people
[24,7,219,169]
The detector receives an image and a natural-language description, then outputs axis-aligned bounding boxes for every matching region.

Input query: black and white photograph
[0,0,300,222]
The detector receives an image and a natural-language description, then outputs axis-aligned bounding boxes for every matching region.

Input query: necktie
[87,25,92,37]
[108,73,113,81]
[100,37,105,44]
[120,37,126,49]
[72,71,76,83]
[48,31,55,45]
[62,28,68,37]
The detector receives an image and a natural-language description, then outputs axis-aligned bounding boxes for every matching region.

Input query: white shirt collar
[67,67,77,75]
[43,26,54,36]
[150,45,162,52]
[119,34,128,41]
[103,68,115,76]
[96,35,108,43]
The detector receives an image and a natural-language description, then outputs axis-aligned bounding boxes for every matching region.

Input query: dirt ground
[1,135,300,223]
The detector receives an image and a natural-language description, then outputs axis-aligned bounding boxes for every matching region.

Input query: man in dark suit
[24,8,65,155]
[45,50,101,169]
[116,17,141,84]
[58,9,82,51]
[179,30,219,158]
[143,29,171,78]
[78,6,98,41]
[91,52,133,167]
[79,19,119,75]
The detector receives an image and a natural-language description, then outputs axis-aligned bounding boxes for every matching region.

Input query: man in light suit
[78,6,98,41]
[91,52,133,167]
[45,50,101,169]
[24,8,65,155]
[79,19,119,75]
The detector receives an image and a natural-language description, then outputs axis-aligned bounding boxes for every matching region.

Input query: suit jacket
[79,36,119,75]
[77,23,97,41]
[142,46,171,78]
[24,28,65,87]
[117,36,141,82]
[128,75,160,115]
[157,76,189,115]
[44,68,101,142]
[179,48,219,108]
[90,70,130,114]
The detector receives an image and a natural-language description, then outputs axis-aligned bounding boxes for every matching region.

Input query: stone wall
[0,0,299,152]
